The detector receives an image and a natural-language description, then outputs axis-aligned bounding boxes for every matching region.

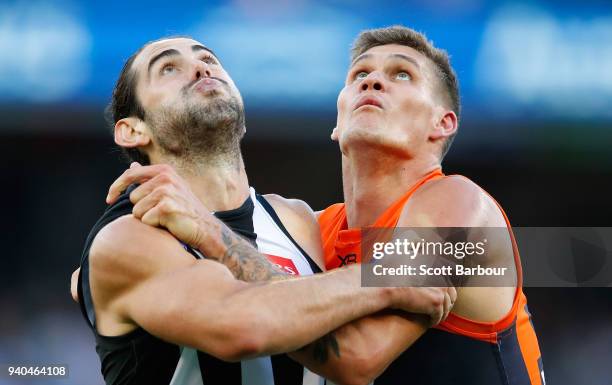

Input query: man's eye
[161,64,176,75]
[201,55,217,65]
[355,71,368,80]
[396,71,411,81]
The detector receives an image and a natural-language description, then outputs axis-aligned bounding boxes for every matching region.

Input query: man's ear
[430,109,458,141]
[114,117,151,149]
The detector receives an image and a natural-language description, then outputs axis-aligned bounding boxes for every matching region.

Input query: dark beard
[146,90,245,164]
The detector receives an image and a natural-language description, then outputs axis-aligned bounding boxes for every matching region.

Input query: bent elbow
[218,332,266,362]
[329,353,383,385]
[203,336,263,362]
[207,314,269,362]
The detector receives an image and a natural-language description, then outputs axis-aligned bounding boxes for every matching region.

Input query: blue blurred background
[1,0,611,384]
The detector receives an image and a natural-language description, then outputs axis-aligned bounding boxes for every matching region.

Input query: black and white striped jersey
[78,186,324,385]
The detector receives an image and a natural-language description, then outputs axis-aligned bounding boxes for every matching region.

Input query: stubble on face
[146,83,246,167]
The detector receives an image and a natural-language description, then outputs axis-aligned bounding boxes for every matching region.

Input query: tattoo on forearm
[219,226,286,282]
[306,333,341,364]
[219,225,341,364]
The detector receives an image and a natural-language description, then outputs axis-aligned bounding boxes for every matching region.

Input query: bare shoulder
[405,176,517,321]
[262,194,324,268]
[89,215,194,296]
[263,194,316,220]
[402,175,505,227]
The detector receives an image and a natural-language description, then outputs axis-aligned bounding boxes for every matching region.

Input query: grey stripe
[241,358,275,385]
[170,347,205,385]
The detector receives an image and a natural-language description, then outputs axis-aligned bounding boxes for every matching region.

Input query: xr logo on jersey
[337,253,358,266]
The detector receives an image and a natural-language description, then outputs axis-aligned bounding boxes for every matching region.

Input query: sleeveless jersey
[78,185,323,385]
[318,169,545,385]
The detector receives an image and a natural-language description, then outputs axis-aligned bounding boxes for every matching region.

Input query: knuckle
[120,170,132,182]
[158,172,171,184]
[159,164,174,175]
[450,288,457,302]
[432,292,444,308]
[158,199,173,214]
[158,185,172,196]
[129,189,139,203]
[152,185,168,199]
[132,208,141,219]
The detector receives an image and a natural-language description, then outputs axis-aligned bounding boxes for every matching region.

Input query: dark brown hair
[351,25,460,158]
[105,36,195,165]
[105,44,149,165]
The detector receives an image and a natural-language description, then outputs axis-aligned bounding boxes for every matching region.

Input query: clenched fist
[107,163,222,255]
[389,285,457,326]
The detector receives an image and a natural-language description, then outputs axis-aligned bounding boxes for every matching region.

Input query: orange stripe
[515,293,543,385]
[318,203,347,269]
[374,168,444,229]
[319,168,443,271]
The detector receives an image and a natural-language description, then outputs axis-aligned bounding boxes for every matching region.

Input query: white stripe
[249,187,315,276]
[168,189,324,385]
[169,347,204,385]
[303,367,326,385]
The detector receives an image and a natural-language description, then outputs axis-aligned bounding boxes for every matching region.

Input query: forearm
[220,265,392,356]
[197,219,287,282]
[289,311,428,385]
[126,259,390,361]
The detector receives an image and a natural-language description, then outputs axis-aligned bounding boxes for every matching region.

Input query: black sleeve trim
[255,194,322,274]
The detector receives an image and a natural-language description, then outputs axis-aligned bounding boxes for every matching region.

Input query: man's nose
[193,61,211,80]
[360,72,384,92]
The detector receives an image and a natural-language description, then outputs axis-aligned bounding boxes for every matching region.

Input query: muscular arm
[69,209,286,306]
[267,196,433,385]
[101,164,451,383]
[215,224,286,282]
[293,312,429,385]
[190,195,441,380]
[402,176,517,322]
[90,215,398,362]
[284,177,515,384]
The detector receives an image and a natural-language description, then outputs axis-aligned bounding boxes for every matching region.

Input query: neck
[342,147,439,228]
[153,152,250,212]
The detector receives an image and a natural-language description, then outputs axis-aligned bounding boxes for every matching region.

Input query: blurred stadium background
[1,0,611,384]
